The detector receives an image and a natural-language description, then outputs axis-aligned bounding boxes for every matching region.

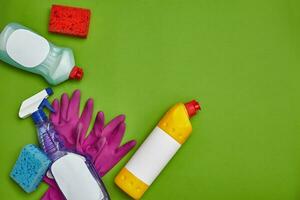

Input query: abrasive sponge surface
[10,144,51,193]
[49,4,91,38]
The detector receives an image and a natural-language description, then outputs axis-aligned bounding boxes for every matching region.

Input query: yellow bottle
[115,100,201,199]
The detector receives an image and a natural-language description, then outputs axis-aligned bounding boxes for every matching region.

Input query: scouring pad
[49,4,91,38]
[10,144,51,193]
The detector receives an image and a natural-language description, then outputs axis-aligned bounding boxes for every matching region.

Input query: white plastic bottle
[0,23,83,85]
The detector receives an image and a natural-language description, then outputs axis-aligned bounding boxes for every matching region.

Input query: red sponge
[49,5,91,38]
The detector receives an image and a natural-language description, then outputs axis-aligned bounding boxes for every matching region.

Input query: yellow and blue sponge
[10,144,51,193]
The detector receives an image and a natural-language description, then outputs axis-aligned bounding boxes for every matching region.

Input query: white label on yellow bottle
[6,29,50,68]
[126,127,181,185]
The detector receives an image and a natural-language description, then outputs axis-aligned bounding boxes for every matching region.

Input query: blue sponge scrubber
[10,144,51,193]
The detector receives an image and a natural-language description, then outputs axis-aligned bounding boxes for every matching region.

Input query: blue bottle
[19,88,110,200]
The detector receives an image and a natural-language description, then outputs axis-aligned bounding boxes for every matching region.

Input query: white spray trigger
[19,88,53,119]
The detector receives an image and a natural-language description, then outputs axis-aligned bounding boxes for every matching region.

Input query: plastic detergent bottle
[115,100,201,199]
[0,23,83,85]
[19,88,110,200]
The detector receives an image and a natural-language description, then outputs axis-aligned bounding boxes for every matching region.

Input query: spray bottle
[0,23,83,85]
[115,100,201,199]
[19,88,110,200]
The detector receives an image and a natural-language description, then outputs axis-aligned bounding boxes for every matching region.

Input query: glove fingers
[82,131,97,150]
[95,136,132,177]
[96,136,106,152]
[78,99,94,144]
[86,137,106,162]
[108,123,126,147]
[84,111,105,148]
[60,93,69,122]
[67,90,81,120]
[93,112,105,137]
[116,140,137,158]
[102,115,125,138]
[50,99,60,124]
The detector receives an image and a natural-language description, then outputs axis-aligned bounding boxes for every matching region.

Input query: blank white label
[51,153,104,200]
[126,127,181,185]
[6,29,50,68]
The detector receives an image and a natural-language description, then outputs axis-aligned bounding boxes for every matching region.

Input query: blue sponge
[10,144,51,193]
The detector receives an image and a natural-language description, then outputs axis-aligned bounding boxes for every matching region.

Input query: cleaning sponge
[49,5,91,38]
[10,144,51,193]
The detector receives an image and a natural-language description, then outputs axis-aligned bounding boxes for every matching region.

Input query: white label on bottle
[51,153,105,200]
[6,29,50,68]
[126,127,181,185]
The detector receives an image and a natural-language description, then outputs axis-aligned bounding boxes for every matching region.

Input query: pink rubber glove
[79,114,136,176]
[49,90,91,149]
[41,179,64,200]
[41,90,136,200]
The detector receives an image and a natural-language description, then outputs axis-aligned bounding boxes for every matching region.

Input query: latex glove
[88,115,137,176]
[49,90,92,149]
[74,112,136,176]
[41,177,64,200]
[42,90,136,200]
[49,90,136,174]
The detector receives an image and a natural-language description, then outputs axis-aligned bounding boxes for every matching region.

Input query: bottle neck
[32,110,48,124]
[184,100,201,118]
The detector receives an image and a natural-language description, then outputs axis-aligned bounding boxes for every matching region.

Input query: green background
[0,0,300,199]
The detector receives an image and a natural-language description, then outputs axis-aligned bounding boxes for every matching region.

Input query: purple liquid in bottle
[30,97,110,200]
[35,119,66,161]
